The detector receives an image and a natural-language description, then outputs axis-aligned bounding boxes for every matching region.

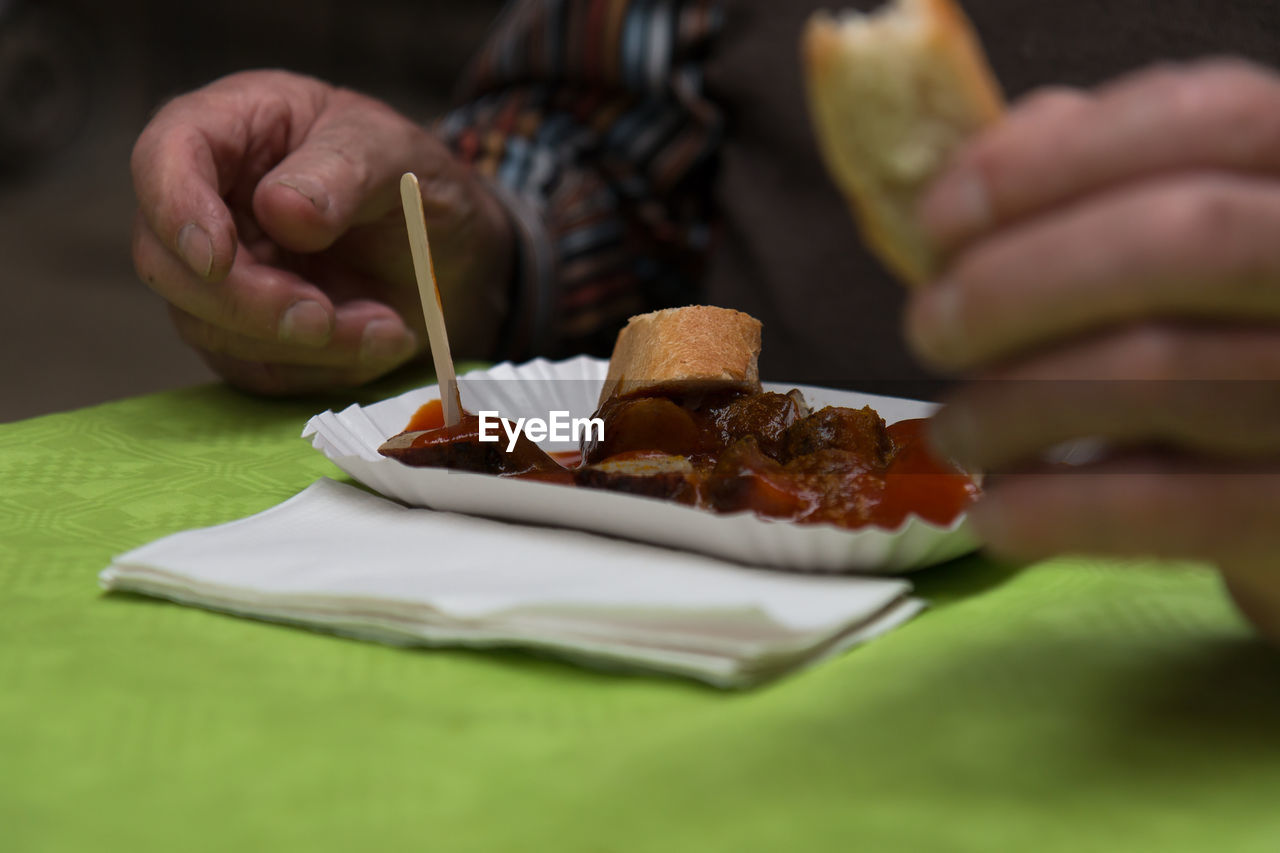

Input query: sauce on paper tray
[384,393,976,531]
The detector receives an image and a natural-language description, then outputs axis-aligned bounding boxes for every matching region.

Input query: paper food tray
[303,356,979,573]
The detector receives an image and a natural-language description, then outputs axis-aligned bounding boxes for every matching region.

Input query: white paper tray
[303,356,979,573]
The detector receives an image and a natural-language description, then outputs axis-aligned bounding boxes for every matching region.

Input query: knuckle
[1149,178,1280,286]
[948,231,1010,298]
[330,89,406,138]
[1188,56,1269,91]
[318,138,370,191]
[1015,85,1090,117]
[1169,61,1279,138]
[421,173,468,212]
[1199,74,1253,114]
[329,86,379,114]
[1202,66,1280,158]
[1112,61,1188,98]
[222,273,284,341]
[1148,181,1239,261]
[1117,324,1187,382]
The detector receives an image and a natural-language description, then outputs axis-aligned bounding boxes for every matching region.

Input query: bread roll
[802,0,1004,285]
[598,306,763,406]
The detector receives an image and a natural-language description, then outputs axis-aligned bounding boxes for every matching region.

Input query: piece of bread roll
[598,306,763,406]
[802,0,1004,285]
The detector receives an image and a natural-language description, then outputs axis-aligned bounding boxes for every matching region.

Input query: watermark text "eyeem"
[477,411,604,452]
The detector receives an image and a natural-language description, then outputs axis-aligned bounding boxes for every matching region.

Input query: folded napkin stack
[100,479,922,687]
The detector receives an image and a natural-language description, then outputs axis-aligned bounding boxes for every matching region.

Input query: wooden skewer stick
[399,172,462,426]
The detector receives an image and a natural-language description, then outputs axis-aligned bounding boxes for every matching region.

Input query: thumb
[252,93,442,253]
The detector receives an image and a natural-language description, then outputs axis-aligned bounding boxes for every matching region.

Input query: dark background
[0,0,504,422]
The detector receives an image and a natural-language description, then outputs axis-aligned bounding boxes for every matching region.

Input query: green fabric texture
[3,378,1279,853]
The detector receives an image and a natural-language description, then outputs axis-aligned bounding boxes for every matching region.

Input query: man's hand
[131,70,513,394]
[906,59,1280,638]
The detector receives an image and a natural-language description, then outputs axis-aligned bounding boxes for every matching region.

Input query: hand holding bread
[913,56,1280,640]
[805,3,1280,642]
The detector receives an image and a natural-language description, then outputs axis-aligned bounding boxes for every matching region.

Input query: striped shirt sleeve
[437,0,725,359]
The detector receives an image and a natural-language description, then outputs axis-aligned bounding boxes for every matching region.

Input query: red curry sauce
[387,395,976,530]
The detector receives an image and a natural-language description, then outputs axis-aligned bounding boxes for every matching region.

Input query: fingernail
[275,175,330,213]
[906,281,965,368]
[177,223,213,278]
[361,320,416,367]
[279,300,332,347]
[921,169,990,242]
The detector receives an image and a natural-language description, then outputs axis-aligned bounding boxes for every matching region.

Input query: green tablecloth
[3,379,1279,852]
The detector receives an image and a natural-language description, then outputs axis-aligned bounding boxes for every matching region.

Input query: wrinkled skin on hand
[907,59,1280,642]
[131,70,513,394]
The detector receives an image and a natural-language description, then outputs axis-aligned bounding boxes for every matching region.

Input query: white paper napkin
[99,479,923,687]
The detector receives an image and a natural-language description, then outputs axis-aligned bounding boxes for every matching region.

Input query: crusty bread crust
[598,306,763,406]
[803,0,1003,285]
